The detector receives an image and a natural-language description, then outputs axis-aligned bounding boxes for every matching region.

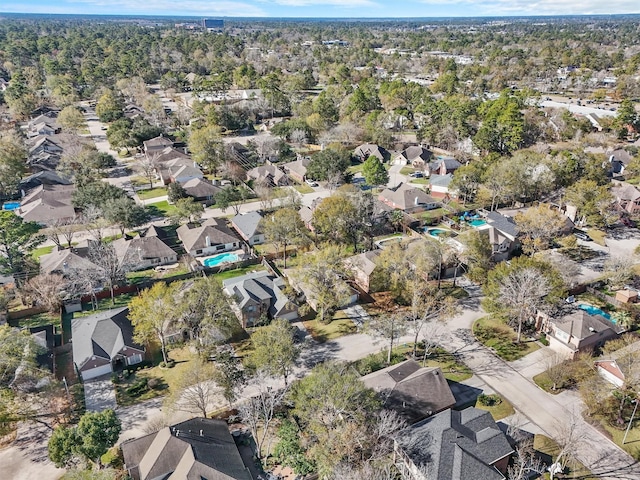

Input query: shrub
[478,394,502,407]
[147,378,160,389]
[539,333,550,346]
[126,378,149,396]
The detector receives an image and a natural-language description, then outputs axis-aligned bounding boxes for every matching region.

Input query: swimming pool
[427,228,449,237]
[468,219,487,227]
[2,202,20,211]
[579,304,612,320]
[202,253,239,268]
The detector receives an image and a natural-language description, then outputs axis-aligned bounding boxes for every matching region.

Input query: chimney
[205,236,211,247]
[200,429,203,436]
[414,196,419,206]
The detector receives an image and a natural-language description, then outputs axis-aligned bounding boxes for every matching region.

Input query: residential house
[231,211,265,246]
[177,219,240,257]
[143,135,174,154]
[429,157,462,176]
[536,308,625,359]
[354,143,390,163]
[180,178,221,206]
[28,120,60,137]
[608,148,633,176]
[121,418,253,480]
[595,360,625,387]
[71,307,145,381]
[39,247,101,277]
[168,163,204,184]
[612,182,640,215]
[282,156,311,183]
[29,136,63,157]
[18,184,76,226]
[112,236,178,271]
[286,268,359,312]
[362,360,456,424]
[394,407,514,480]
[247,165,288,187]
[19,170,71,192]
[395,146,433,168]
[123,104,144,120]
[483,211,521,261]
[429,174,454,199]
[223,270,298,327]
[345,250,382,293]
[152,146,191,165]
[379,183,439,213]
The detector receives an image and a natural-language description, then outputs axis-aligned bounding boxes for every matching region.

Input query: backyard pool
[427,228,451,238]
[2,202,20,211]
[468,219,487,227]
[579,304,612,320]
[202,253,239,268]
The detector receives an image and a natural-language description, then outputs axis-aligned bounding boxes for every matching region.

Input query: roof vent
[589,327,596,332]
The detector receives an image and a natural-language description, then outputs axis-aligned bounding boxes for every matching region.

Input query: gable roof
[39,248,101,276]
[345,250,380,276]
[231,211,263,240]
[222,270,293,319]
[180,178,221,198]
[71,308,143,371]
[170,164,203,180]
[401,145,433,163]
[395,407,513,480]
[29,136,62,154]
[247,165,287,185]
[282,157,311,177]
[354,143,389,162]
[362,360,455,424]
[430,173,454,188]
[430,157,462,171]
[486,211,518,240]
[121,418,252,480]
[379,183,437,210]
[143,135,174,150]
[554,310,624,340]
[177,219,238,252]
[612,182,640,202]
[112,236,176,264]
[609,149,633,165]
[18,184,76,224]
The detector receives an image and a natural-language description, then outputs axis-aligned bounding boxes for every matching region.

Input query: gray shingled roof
[396,407,513,480]
[121,418,252,480]
[18,184,76,225]
[180,178,221,198]
[554,310,624,339]
[486,211,518,239]
[177,219,238,252]
[345,250,380,276]
[39,248,101,275]
[362,360,456,424]
[222,270,294,319]
[430,157,462,171]
[402,145,433,162]
[231,211,263,240]
[354,143,389,162]
[71,308,143,371]
[430,174,453,188]
[379,183,437,210]
[111,236,176,265]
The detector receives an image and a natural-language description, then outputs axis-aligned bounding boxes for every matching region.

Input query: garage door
[81,364,112,381]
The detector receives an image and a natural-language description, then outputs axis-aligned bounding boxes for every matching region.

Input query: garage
[80,362,113,381]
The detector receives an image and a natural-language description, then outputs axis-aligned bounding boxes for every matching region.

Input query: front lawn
[302,311,357,343]
[114,345,194,407]
[585,228,607,246]
[147,200,177,217]
[210,264,266,283]
[294,184,314,194]
[534,435,596,479]
[596,416,640,459]
[31,245,55,260]
[423,347,473,382]
[137,187,167,200]
[474,393,515,420]
[473,316,540,361]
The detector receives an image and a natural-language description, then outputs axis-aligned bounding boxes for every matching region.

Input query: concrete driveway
[84,375,117,412]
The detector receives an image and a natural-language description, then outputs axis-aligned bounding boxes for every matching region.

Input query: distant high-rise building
[202,19,224,31]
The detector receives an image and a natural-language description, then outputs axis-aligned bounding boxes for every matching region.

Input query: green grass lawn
[409,178,429,185]
[533,371,564,395]
[294,184,314,194]
[474,394,515,420]
[302,311,357,343]
[114,345,194,407]
[18,311,60,328]
[586,228,607,246]
[147,200,177,217]
[598,416,640,459]
[210,264,266,283]
[473,316,540,361]
[423,347,473,382]
[137,187,167,200]
[75,293,137,317]
[534,435,596,479]
[31,245,55,260]
[348,163,365,174]
[400,166,414,175]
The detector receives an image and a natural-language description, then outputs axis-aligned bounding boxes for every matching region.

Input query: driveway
[0,422,64,480]
[84,375,117,412]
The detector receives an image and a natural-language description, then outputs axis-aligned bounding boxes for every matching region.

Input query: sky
[2,0,639,18]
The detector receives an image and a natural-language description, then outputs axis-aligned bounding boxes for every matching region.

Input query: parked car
[305,178,318,187]
[573,229,592,241]
[409,172,424,178]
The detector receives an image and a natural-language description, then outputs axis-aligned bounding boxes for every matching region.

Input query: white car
[305,179,318,187]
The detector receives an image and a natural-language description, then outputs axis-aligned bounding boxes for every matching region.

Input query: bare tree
[603,256,634,290]
[238,371,288,460]
[166,359,218,418]
[545,353,569,391]
[507,438,546,480]
[82,205,110,243]
[498,267,552,343]
[20,273,66,312]
[88,241,136,304]
[366,313,409,364]
[550,415,582,479]
[46,217,81,250]
[137,153,159,190]
[421,322,448,366]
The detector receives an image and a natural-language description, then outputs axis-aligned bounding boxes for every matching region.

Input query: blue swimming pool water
[203,253,239,268]
[2,202,20,211]
[469,219,487,227]
[579,304,612,320]
[428,229,448,237]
